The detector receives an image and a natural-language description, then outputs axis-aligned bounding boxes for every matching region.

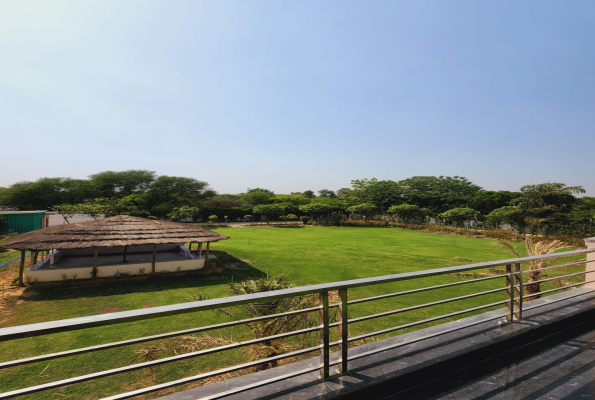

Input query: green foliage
[207,215,219,222]
[167,206,200,222]
[89,170,156,198]
[317,189,337,198]
[244,215,253,221]
[398,176,482,213]
[241,188,275,205]
[484,206,524,230]
[511,183,585,234]
[298,203,334,223]
[350,178,402,210]
[302,190,316,198]
[346,203,378,219]
[387,204,426,224]
[438,207,481,227]
[252,204,285,223]
[201,195,250,208]
[286,214,298,221]
[213,275,319,368]
[271,195,311,207]
[470,191,521,215]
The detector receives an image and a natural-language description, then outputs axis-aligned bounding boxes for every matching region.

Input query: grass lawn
[0,226,585,399]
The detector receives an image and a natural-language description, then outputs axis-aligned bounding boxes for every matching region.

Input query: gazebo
[0,215,229,284]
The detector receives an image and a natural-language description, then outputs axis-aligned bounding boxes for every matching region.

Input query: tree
[398,176,482,213]
[438,207,480,227]
[201,195,250,208]
[346,203,378,220]
[253,204,285,224]
[167,206,200,222]
[242,188,275,205]
[302,190,316,199]
[388,204,426,224]
[470,191,521,216]
[500,238,569,300]
[298,203,333,223]
[318,189,337,198]
[511,183,585,233]
[484,206,525,230]
[350,178,403,210]
[143,176,215,217]
[89,170,156,198]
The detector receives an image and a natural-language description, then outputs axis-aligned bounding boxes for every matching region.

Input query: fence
[1,247,594,399]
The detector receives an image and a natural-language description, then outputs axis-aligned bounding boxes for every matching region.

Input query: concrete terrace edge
[158,288,595,400]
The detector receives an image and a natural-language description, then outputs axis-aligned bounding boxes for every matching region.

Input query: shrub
[299,216,311,224]
[208,215,218,223]
[438,208,481,227]
[286,214,298,221]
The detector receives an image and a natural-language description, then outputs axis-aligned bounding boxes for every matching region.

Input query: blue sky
[1,1,594,195]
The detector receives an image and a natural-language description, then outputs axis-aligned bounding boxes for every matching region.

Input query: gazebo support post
[152,245,157,274]
[123,246,128,263]
[92,247,98,278]
[188,242,193,255]
[204,242,210,268]
[33,251,39,266]
[18,250,26,286]
[197,243,203,258]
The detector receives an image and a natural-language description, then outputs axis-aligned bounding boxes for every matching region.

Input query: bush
[286,214,298,221]
[299,216,311,224]
[438,208,481,227]
[339,220,387,227]
[208,215,218,223]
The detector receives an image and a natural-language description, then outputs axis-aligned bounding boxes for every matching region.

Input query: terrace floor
[40,251,190,270]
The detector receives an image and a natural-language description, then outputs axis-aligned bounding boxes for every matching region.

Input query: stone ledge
[158,288,595,400]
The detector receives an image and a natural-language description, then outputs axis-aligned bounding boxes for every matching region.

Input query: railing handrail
[1,248,593,341]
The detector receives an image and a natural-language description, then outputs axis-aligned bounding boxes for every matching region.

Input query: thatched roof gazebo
[0,216,229,285]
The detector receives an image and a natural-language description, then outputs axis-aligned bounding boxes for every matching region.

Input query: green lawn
[0,226,584,399]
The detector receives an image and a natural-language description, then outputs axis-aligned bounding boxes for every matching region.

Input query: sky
[1,1,594,196]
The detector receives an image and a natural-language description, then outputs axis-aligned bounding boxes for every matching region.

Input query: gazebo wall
[25,256,205,282]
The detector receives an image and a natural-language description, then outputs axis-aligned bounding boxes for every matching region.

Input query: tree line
[0,171,593,236]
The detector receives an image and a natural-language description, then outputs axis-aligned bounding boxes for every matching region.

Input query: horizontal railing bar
[522,279,595,299]
[348,312,507,362]
[0,325,324,398]
[4,249,592,341]
[349,287,507,324]
[349,299,509,342]
[349,275,505,305]
[523,288,595,312]
[0,305,322,370]
[521,270,592,287]
[99,346,327,400]
[522,259,591,274]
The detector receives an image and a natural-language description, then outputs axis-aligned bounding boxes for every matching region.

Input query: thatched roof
[0,216,229,251]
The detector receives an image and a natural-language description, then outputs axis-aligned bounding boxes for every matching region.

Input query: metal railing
[1,248,594,399]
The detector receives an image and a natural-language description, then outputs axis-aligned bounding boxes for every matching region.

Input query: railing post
[585,238,595,289]
[506,264,514,322]
[319,291,330,380]
[338,288,348,374]
[514,262,523,319]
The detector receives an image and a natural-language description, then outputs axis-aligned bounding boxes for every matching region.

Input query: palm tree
[500,237,569,300]
[512,183,585,233]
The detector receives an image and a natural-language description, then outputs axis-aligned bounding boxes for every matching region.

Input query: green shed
[0,211,47,234]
